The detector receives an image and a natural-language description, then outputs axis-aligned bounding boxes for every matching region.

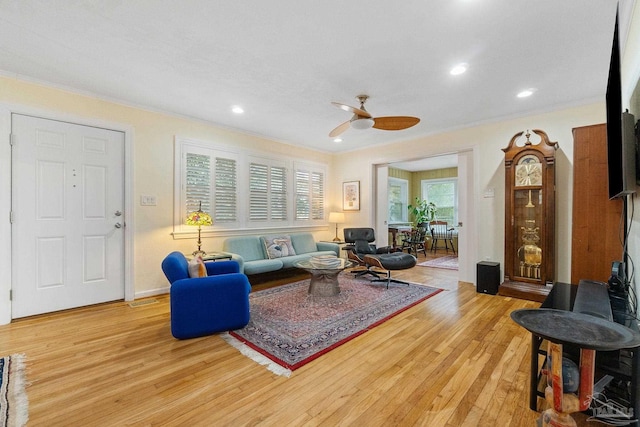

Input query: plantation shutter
[270,166,287,221]
[295,170,310,220]
[311,171,324,220]
[176,137,328,232]
[249,163,268,221]
[295,166,325,221]
[214,157,237,222]
[249,162,287,222]
[185,152,211,215]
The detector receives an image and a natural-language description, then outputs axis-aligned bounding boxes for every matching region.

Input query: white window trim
[421,177,458,224]
[174,138,241,236]
[388,177,409,224]
[293,161,326,227]
[173,136,328,238]
[247,154,289,227]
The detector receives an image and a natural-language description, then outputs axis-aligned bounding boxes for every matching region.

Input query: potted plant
[408,197,437,227]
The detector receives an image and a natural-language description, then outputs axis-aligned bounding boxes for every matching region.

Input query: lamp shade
[185,202,212,256]
[328,212,345,223]
[185,202,213,226]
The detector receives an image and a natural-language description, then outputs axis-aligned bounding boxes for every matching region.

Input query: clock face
[515,155,542,187]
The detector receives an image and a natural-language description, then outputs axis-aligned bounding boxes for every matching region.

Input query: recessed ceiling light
[333,137,342,143]
[231,105,244,114]
[450,63,468,76]
[517,89,536,98]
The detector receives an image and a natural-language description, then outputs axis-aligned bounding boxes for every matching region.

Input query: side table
[202,252,232,262]
[531,281,640,426]
[185,252,232,262]
[512,308,640,426]
[294,258,353,296]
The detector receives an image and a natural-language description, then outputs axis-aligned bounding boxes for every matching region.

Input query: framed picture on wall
[343,180,360,211]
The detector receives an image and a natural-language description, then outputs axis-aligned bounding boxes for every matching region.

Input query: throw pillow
[187,256,207,278]
[261,235,297,259]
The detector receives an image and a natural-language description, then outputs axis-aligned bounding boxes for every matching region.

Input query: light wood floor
[0,253,594,426]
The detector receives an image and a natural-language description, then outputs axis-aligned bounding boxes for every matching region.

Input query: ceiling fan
[329,94,420,137]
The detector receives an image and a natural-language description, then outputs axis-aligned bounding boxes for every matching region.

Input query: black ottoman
[363,252,417,288]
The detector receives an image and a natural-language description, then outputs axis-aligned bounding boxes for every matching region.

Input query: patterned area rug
[224,275,443,376]
[0,354,28,427]
[418,255,459,270]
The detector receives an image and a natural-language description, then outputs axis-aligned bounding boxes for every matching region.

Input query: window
[388,177,408,223]
[294,164,325,221]
[174,137,326,235]
[248,159,287,223]
[185,152,211,215]
[421,178,458,225]
[178,142,239,234]
[213,157,237,223]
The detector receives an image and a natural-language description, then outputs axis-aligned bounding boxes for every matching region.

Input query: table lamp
[328,211,345,242]
[185,202,213,256]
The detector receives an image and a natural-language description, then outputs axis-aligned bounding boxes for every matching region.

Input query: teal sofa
[222,232,339,275]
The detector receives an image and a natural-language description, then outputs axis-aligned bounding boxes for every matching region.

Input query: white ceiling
[0,0,628,153]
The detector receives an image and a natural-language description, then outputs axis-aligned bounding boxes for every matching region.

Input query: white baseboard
[134,287,169,300]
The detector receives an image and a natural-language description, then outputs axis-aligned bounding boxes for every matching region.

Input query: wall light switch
[140,195,157,206]
[483,188,495,198]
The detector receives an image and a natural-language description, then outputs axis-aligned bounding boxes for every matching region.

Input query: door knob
[115,210,122,216]
[114,222,122,229]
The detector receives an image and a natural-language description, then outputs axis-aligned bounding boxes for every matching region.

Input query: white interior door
[456,149,477,284]
[11,114,125,318]
[375,165,389,246]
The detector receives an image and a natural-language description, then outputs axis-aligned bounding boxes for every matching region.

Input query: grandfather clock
[502,130,558,298]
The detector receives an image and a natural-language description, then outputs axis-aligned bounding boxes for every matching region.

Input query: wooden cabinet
[571,124,624,284]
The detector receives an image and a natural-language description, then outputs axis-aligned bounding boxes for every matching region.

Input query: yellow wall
[332,103,606,283]
[388,167,411,181]
[1,4,639,320]
[0,76,332,297]
[0,75,610,294]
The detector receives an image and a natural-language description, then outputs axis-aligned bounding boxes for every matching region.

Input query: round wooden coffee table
[294,258,353,296]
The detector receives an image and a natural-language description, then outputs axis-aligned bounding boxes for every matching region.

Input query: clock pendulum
[518,190,542,278]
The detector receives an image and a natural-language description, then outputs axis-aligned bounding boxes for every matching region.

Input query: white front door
[11,114,125,318]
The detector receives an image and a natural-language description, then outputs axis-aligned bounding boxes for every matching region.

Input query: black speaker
[608,261,626,292]
[477,261,500,295]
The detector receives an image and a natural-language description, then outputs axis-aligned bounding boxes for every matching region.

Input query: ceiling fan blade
[372,116,420,131]
[331,102,372,118]
[329,120,351,137]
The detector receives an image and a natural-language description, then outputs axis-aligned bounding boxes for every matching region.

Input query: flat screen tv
[606,9,637,200]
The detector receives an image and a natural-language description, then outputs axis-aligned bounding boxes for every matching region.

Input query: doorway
[10,114,127,318]
[374,149,477,283]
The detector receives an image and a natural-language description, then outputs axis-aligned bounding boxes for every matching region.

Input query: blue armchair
[161,251,251,339]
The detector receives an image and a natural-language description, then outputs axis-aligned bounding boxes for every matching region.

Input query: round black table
[511,308,640,427]
[511,308,640,350]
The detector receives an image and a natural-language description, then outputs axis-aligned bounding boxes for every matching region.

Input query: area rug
[223,275,443,376]
[0,354,28,427]
[417,255,458,270]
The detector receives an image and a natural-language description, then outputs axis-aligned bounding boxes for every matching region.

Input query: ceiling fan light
[450,63,468,75]
[517,88,536,98]
[351,118,375,130]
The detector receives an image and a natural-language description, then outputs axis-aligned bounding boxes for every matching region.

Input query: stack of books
[309,255,341,269]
